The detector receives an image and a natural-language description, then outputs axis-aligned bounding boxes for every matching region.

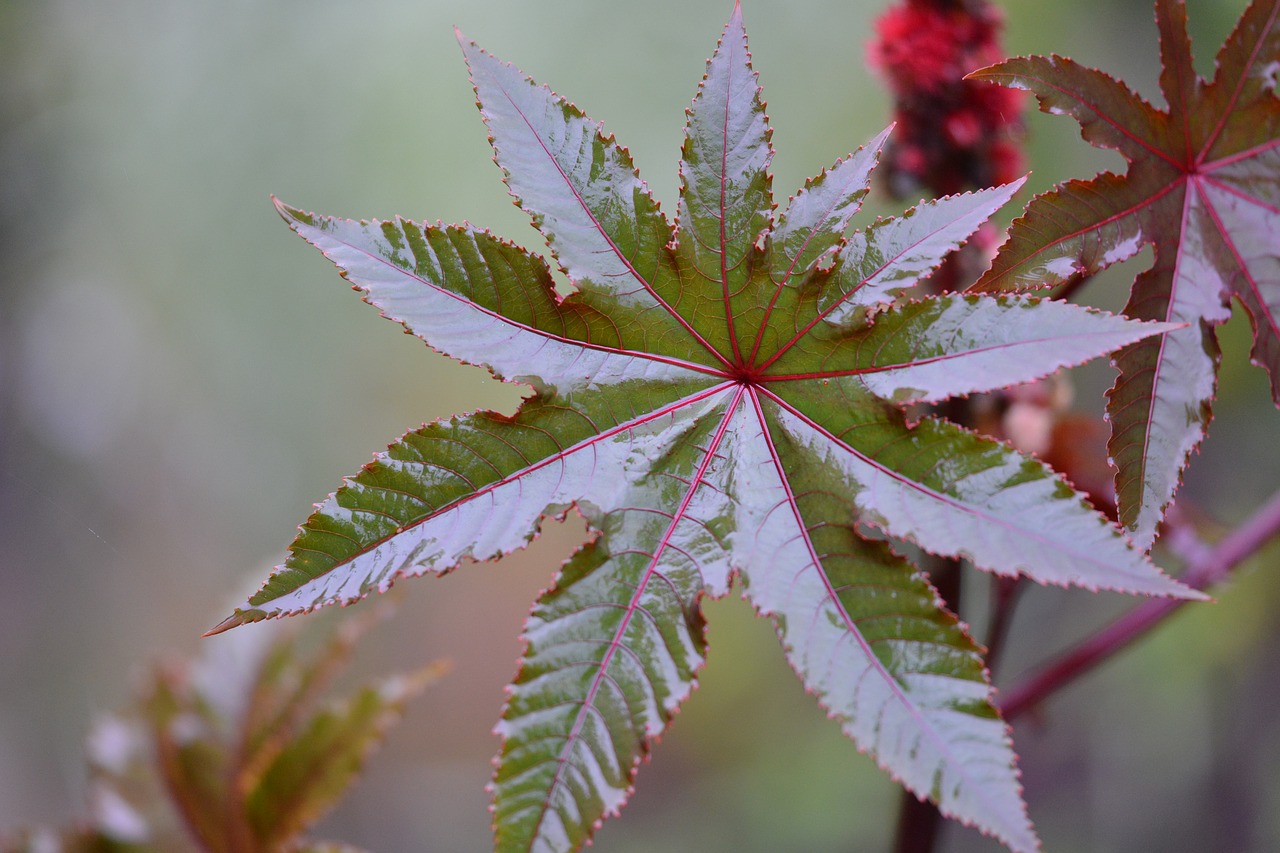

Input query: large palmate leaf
[970,0,1280,548]
[218,5,1203,851]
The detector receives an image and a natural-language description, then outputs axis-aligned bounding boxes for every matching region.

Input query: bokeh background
[3,0,1279,850]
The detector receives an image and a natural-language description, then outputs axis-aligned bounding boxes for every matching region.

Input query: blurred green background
[3,0,1279,850]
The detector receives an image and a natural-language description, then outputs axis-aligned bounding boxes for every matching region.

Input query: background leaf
[4,605,439,853]
[970,0,1280,547]
[246,664,442,848]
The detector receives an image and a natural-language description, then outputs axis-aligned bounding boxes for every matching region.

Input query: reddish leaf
[970,0,1280,547]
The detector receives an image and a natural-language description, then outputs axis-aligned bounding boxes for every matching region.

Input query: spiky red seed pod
[868,0,1025,196]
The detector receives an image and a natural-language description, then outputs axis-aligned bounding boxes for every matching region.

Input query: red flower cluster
[868,0,1024,196]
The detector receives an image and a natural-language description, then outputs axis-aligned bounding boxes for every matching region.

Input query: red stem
[999,487,1280,720]
[982,576,1023,677]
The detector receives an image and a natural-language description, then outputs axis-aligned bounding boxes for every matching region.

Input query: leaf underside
[229,5,1207,852]
[970,0,1280,548]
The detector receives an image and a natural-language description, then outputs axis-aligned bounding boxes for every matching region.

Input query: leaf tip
[202,608,268,637]
[1121,568,1212,602]
[984,174,1031,214]
[1183,586,1213,602]
[271,195,306,226]
[724,0,744,35]
[963,59,1012,83]
[202,612,247,637]
[869,123,894,153]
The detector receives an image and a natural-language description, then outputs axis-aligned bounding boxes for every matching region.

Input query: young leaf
[970,0,1280,547]
[8,604,437,852]
[245,667,440,847]
[225,5,1204,851]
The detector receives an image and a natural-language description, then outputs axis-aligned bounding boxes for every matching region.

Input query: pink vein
[1202,135,1280,174]
[1198,175,1280,339]
[758,325,1152,383]
[745,389,1016,826]
[305,218,729,381]
[1012,176,1180,264]
[990,67,1180,169]
[1118,183,1196,516]
[1162,6,1195,166]
[1196,1,1280,166]
[756,191,1084,374]
[966,175,1184,313]
[277,382,736,592]
[531,384,745,838]
[756,386,1134,573]
[747,159,866,366]
[718,33,744,366]
[487,71,734,371]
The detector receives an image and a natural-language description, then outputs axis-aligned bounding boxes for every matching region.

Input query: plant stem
[983,576,1023,677]
[1048,271,1095,304]
[998,487,1280,720]
[894,791,944,853]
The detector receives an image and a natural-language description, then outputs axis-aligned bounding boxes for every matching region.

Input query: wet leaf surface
[223,5,1205,851]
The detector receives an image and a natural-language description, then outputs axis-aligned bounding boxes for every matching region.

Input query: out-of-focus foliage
[2,606,441,853]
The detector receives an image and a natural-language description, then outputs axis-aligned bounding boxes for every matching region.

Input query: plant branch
[1047,271,1095,304]
[998,487,1280,720]
[983,576,1023,677]
[894,791,944,853]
